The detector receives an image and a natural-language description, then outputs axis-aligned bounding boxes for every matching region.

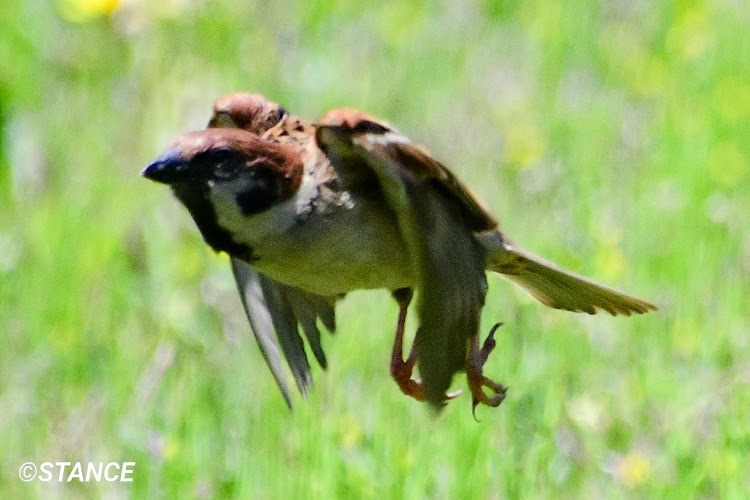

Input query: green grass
[2,0,749,498]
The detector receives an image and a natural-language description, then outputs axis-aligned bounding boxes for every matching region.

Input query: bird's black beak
[141,151,190,185]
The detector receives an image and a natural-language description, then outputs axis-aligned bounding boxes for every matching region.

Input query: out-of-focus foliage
[1,0,748,497]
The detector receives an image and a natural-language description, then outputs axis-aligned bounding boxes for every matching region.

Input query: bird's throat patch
[171,184,257,262]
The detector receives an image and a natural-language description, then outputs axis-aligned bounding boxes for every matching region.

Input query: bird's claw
[467,323,507,419]
[391,353,463,402]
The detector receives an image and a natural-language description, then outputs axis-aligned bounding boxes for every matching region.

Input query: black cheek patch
[172,184,256,261]
[235,170,279,216]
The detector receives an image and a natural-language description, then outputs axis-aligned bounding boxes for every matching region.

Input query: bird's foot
[390,288,461,403]
[391,351,462,402]
[467,323,507,418]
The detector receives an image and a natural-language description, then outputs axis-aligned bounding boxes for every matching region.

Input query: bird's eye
[215,160,238,178]
[198,149,244,179]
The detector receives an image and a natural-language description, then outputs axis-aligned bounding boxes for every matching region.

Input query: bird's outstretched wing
[316,109,489,408]
[231,258,336,409]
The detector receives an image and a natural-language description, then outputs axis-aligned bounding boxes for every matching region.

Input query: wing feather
[317,126,488,408]
[231,258,336,409]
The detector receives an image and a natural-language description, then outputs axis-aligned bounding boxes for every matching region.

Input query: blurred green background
[2,0,749,497]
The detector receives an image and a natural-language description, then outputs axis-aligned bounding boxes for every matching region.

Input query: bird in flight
[143,93,656,412]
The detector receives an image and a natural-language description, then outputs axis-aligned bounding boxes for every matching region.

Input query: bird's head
[208,93,287,134]
[142,128,303,256]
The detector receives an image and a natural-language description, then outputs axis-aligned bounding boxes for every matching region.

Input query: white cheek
[207,177,298,247]
[206,162,350,259]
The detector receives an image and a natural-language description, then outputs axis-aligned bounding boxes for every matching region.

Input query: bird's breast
[212,178,414,296]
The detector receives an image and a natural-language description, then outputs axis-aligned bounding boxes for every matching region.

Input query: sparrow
[142,94,657,411]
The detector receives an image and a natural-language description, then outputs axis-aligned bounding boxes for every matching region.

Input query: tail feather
[482,233,657,316]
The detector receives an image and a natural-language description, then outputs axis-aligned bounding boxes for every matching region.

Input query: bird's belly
[247,203,413,296]
[256,255,411,296]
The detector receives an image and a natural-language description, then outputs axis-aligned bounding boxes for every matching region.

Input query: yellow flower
[621,451,651,488]
[338,414,363,447]
[56,0,120,23]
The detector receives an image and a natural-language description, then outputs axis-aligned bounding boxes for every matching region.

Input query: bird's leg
[389,288,425,401]
[467,323,507,417]
[389,288,461,402]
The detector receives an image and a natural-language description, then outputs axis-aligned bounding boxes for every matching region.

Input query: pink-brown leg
[389,288,461,402]
[390,289,425,401]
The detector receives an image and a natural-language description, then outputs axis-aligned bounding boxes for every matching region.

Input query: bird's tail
[478,231,657,316]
